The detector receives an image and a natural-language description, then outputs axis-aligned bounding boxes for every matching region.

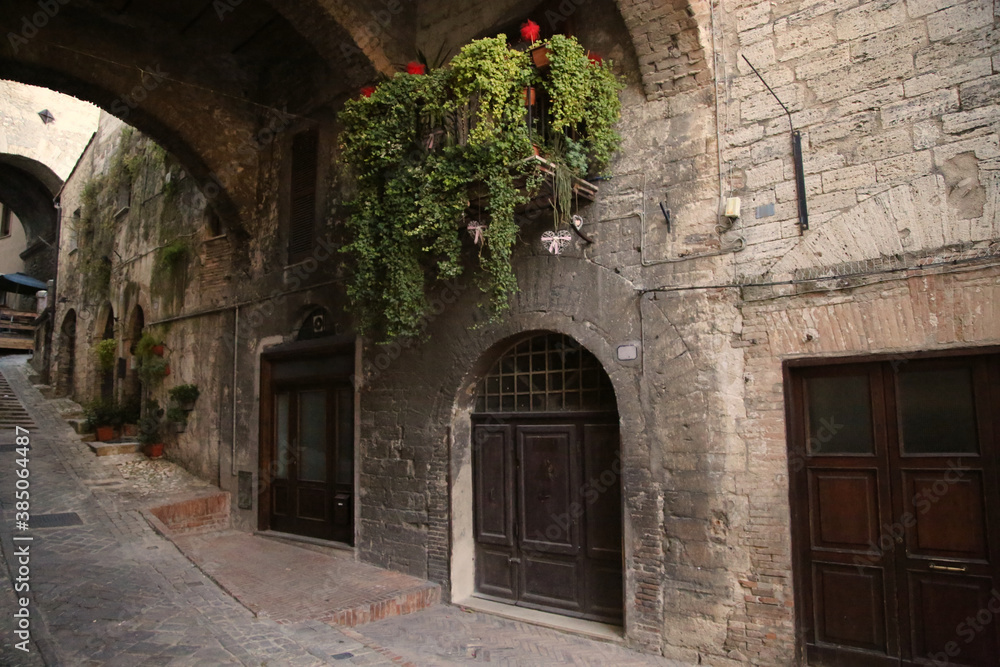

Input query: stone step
[33,384,57,399]
[67,418,91,434]
[50,397,85,419]
[88,437,141,456]
[147,492,231,536]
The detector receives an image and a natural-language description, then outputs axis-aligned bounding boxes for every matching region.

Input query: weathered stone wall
[29,0,1000,663]
[0,80,100,182]
[723,0,999,280]
[700,0,1000,663]
[51,113,234,482]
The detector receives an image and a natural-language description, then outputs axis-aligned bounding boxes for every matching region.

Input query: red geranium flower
[360,86,376,98]
[520,20,541,43]
[406,61,427,75]
[588,53,604,66]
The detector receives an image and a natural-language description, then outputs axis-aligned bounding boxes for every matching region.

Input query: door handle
[929,563,967,573]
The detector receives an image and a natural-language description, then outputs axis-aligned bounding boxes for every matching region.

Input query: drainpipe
[231,305,239,476]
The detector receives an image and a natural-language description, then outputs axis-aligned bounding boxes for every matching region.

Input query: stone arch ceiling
[0,0,706,232]
[0,0,381,233]
[0,156,58,243]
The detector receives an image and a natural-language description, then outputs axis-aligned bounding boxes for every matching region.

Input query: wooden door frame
[257,334,358,538]
[784,347,1000,666]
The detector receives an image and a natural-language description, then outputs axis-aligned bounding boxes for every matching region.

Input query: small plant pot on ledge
[95,426,116,442]
[145,443,164,459]
[530,46,550,68]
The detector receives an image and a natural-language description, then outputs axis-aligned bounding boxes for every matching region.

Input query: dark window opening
[287,128,319,265]
[0,205,11,238]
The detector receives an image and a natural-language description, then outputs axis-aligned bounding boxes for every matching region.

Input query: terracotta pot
[531,46,550,68]
[164,364,171,377]
[145,442,164,459]
[523,86,536,106]
[96,426,115,442]
[152,344,165,356]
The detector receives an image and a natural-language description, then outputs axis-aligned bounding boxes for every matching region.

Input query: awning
[0,273,47,296]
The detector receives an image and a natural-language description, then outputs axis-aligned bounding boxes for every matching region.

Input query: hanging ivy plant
[339,34,622,340]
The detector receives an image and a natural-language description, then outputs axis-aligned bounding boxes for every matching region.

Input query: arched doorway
[98,305,115,400]
[57,310,77,397]
[122,305,144,420]
[471,332,623,624]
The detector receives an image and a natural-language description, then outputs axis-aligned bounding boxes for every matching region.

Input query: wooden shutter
[287,128,318,264]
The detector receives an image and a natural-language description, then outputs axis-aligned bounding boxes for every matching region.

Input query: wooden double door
[788,353,1000,666]
[472,415,623,624]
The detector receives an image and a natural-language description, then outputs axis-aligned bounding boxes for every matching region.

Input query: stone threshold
[455,596,624,644]
[256,529,356,555]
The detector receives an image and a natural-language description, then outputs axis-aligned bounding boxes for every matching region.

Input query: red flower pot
[524,86,536,106]
[96,426,115,442]
[145,443,164,459]
[152,345,165,356]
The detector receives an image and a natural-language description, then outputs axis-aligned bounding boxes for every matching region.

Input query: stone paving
[0,356,688,666]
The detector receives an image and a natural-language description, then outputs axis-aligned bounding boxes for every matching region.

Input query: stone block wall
[722,0,1000,281]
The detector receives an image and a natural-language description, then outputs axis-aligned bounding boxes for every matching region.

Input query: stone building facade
[12,0,1000,664]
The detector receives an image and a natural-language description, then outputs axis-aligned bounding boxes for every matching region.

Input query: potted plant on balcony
[338,33,622,341]
[138,400,164,458]
[84,398,121,442]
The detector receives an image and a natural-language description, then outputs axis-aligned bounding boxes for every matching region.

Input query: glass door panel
[298,390,327,482]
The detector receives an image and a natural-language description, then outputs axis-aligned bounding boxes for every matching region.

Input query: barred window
[475,333,616,413]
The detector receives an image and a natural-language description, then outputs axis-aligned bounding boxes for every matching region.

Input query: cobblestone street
[0,357,686,666]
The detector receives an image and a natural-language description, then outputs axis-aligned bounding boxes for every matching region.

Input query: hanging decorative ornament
[520,20,541,43]
[467,221,486,245]
[571,214,584,229]
[541,230,573,254]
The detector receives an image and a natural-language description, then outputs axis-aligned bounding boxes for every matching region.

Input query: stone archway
[467,331,624,624]
[121,305,144,419]
[96,303,115,401]
[56,309,77,397]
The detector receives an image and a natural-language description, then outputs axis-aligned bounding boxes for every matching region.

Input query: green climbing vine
[339,34,623,340]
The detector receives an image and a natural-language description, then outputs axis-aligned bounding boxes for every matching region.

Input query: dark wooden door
[789,353,1000,667]
[269,383,354,543]
[473,416,623,624]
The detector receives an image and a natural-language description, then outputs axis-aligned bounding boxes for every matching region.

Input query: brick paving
[0,356,688,666]
[171,531,440,626]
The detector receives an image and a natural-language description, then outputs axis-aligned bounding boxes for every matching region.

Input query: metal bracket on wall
[742,55,810,234]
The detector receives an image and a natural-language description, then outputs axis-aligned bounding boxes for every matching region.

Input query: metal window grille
[475,333,616,413]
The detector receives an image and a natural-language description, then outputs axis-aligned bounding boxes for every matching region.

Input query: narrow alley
[0,355,684,666]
